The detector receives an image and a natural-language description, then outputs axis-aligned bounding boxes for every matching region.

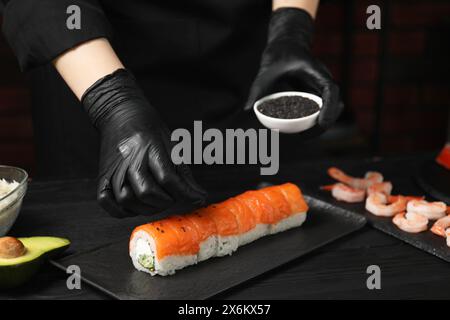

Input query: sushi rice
[0,179,19,211]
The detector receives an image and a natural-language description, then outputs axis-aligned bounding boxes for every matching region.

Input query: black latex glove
[82,69,207,218]
[245,8,343,133]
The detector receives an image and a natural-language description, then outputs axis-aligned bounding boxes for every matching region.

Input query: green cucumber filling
[138,254,154,271]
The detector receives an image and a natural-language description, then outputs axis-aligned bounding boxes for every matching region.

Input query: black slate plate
[52,195,366,300]
[314,193,450,263]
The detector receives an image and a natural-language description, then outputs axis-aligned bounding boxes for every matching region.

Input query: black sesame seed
[258,96,319,119]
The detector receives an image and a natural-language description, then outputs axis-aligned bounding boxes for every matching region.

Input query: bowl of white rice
[0,166,28,236]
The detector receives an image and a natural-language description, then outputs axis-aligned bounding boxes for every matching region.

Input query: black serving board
[314,193,450,263]
[52,195,366,300]
[298,156,450,264]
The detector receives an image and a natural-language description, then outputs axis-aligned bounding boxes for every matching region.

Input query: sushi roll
[204,203,239,257]
[130,183,309,276]
[130,216,199,276]
[184,209,217,262]
[271,183,309,234]
[237,190,271,241]
[228,197,262,246]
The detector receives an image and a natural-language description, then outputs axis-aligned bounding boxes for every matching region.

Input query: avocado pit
[0,237,27,259]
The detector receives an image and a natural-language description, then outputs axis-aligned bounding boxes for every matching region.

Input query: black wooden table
[2,154,449,299]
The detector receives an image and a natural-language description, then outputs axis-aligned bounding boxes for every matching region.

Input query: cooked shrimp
[365,192,407,217]
[392,212,429,233]
[430,215,450,237]
[388,195,424,203]
[367,182,393,196]
[406,200,447,220]
[365,171,384,185]
[321,183,365,203]
[327,167,383,189]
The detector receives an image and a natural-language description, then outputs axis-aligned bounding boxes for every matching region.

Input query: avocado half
[0,237,70,289]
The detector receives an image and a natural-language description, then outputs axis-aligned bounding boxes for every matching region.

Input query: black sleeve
[1,0,113,71]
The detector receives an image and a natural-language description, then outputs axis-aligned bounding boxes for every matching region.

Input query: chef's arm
[1,0,112,72]
[53,38,207,218]
[246,0,343,131]
[53,38,124,100]
[2,0,206,217]
[272,0,319,18]
[1,0,120,98]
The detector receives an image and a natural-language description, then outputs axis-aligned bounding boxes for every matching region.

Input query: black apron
[30,0,271,179]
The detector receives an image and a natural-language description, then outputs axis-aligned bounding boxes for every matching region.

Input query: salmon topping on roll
[129,183,309,276]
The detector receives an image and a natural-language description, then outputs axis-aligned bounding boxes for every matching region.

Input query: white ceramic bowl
[0,166,28,237]
[254,91,322,134]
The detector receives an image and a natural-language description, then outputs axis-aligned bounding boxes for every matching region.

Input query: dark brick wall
[0,0,449,175]
[313,0,449,153]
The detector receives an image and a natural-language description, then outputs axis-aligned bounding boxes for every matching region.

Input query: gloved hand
[245,8,343,132]
[82,69,207,218]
